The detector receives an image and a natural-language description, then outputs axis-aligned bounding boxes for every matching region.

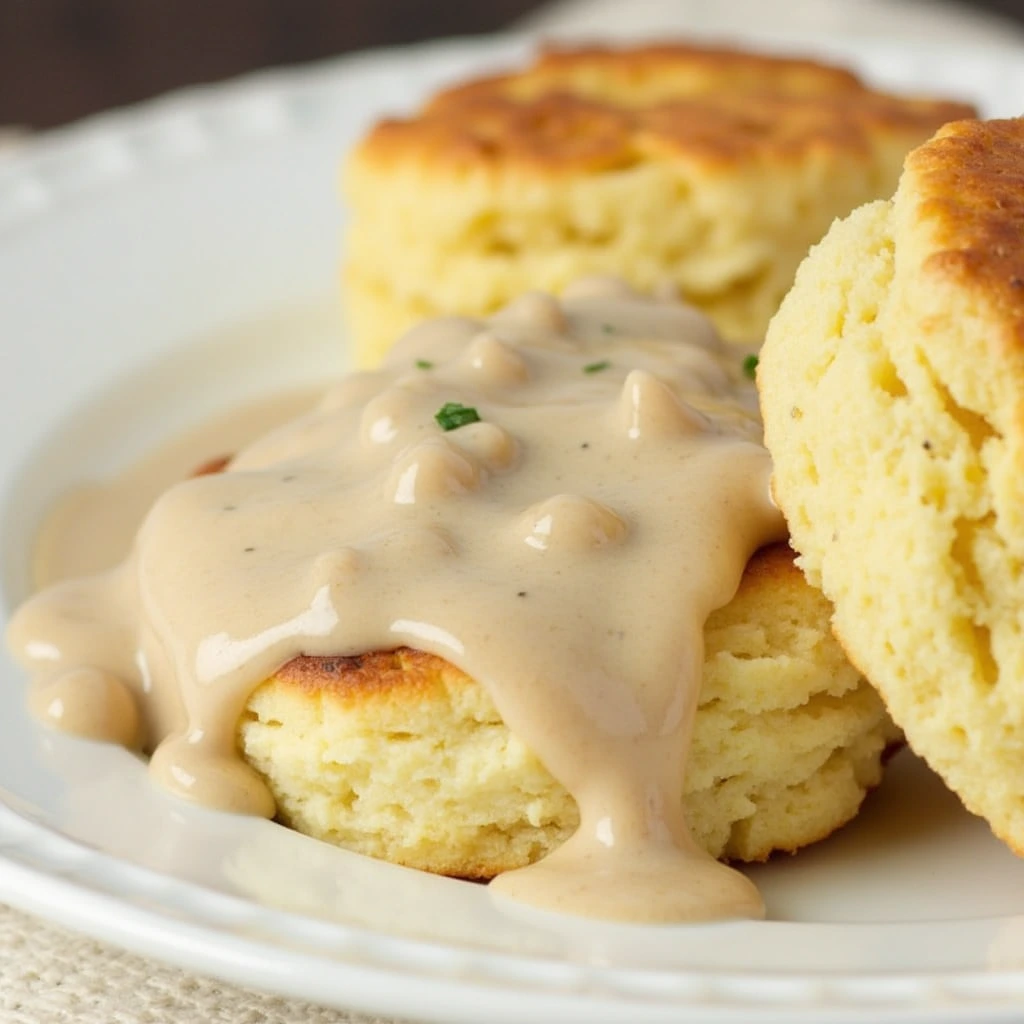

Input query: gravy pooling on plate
[7,277,786,922]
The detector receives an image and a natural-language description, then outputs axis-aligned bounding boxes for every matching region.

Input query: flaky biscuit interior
[760,117,1024,851]
[239,545,899,878]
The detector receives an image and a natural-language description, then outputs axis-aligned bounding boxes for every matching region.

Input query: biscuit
[342,42,972,365]
[759,117,1024,851]
[238,544,899,878]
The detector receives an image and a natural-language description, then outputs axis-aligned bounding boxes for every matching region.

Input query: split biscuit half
[760,117,1024,851]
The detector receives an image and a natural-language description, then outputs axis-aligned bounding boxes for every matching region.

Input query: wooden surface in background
[0,0,546,127]
[1,0,1023,128]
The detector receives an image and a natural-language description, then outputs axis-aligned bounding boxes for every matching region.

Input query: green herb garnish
[742,354,759,380]
[434,402,481,431]
[601,323,615,334]
[583,360,611,374]
[415,359,434,370]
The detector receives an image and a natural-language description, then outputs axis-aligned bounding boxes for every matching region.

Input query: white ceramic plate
[4,32,1024,1024]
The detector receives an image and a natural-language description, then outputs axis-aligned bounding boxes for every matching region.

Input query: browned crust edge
[905,117,1024,357]
[351,44,974,174]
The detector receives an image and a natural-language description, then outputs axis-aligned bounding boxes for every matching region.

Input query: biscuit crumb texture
[239,545,898,878]
[759,118,1024,851]
[342,44,972,365]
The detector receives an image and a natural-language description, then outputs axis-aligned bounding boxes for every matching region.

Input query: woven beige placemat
[0,903,406,1024]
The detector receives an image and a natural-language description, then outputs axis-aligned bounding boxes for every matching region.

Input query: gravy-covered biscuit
[12,277,900,921]
[240,544,899,878]
[343,42,972,364]
[759,118,1024,851]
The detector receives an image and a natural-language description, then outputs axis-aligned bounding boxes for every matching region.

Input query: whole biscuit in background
[342,42,972,366]
[239,544,900,879]
[759,117,1024,852]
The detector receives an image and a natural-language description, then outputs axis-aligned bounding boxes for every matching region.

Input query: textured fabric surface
[0,903,404,1024]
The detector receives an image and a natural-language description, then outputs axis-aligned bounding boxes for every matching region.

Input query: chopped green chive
[742,354,759,380]
[601,323,615,334]
[415,359,434,370]
[434,402,481,431]
[583,360,611,374]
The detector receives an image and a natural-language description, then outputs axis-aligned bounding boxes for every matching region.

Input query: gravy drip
[32,389,316,588]
[8,278,785,922]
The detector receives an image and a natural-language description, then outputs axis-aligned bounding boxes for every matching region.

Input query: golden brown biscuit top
[273,648,445,699]
[430,43,866,107]
[902,118,1024,352]
[353,44,974,174]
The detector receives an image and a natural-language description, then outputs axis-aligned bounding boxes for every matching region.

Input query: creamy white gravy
[7,278,785,922]
[32,389,317,588]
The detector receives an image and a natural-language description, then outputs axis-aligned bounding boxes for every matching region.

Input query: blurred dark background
[2,0,1024,129]
[0,0,547,127]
